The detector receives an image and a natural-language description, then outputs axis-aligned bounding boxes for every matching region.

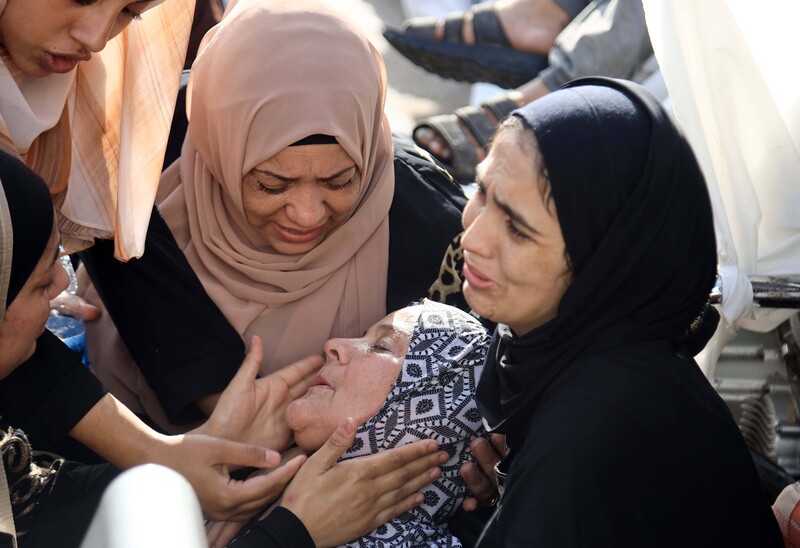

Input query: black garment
[0,331,106,450]
[0,427,120,548]
[230,507,315,548]
[0,152,54,308]
[477,341,782,547]
[387,135,466,311]
[80,208,246,425]
[475,79,778,545]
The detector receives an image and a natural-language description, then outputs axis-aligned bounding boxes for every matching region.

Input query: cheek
[242,190,281,222]
[327,188,360,218]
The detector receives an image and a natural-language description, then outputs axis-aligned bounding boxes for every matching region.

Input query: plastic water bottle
[46,253,90,368]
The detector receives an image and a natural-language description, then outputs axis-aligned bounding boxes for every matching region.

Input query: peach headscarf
[0,0,193,260]
[159,0,394,373]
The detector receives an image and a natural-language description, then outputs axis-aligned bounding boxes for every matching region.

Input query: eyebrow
[477,175,541,236]
[372,323,407,340]
[253,165,356,184]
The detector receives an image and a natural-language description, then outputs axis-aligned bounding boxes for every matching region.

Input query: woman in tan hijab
[85,0,466,432]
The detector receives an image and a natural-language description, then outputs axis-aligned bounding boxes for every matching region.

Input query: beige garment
[159,0,394,374]
[0,0,194,260]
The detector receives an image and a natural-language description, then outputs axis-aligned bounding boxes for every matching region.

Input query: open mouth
[463,261,496,290]
[44,52,87,74]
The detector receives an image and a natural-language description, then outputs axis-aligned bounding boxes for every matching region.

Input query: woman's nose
[70,9,118,53]
[323,338,351,365]
[461,202,492,257]
[285,185,326,228]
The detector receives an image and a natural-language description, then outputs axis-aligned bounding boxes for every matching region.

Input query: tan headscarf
[0,0,194,260]
[159,0,394,373]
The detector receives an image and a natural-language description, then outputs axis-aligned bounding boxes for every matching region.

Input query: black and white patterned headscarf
[339,300,490,547]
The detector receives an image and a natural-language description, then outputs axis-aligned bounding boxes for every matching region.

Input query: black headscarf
[0,150,55,312]
[476,78,718,440]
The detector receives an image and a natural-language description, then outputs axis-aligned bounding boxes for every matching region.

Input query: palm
[201,337,323,450]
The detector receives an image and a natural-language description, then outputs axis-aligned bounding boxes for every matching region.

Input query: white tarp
[642,0,800,372]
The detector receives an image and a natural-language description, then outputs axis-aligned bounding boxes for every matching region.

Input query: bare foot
[430,0,570,56]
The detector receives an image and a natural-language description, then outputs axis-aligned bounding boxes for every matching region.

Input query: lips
[272,222,326,244]
[43,52,89,74]
[313,371,333,388]
[462,261,496,290]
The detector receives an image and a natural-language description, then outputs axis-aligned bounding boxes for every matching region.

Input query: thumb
[81,302,102,321]
[310,418,356,471]
[230,336,264,389]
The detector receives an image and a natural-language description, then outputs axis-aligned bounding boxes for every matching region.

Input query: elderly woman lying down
[214,300,490,547]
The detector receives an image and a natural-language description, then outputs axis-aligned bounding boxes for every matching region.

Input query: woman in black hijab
[460,78,782,546]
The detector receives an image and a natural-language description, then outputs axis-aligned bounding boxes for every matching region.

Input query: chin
[294,430,327,453]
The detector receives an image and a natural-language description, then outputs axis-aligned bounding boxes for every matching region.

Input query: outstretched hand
[280,418,448,547]
[159,432,297,522]
[460,433,507,511]
[206,447,308,547]
[198,336,323,451]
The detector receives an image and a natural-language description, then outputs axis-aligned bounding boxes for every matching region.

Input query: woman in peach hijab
[84,0,466,432]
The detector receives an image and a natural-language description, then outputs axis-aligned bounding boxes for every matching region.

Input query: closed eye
[506,219,530,241]
[257,181,288,195]
[323,178,355,191]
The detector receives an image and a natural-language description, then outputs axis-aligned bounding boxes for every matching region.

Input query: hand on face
[205,446,308,547]
[197,336,324,452]
[0,0,153,77]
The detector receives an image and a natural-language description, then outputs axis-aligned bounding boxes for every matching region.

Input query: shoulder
[391,135,466,210]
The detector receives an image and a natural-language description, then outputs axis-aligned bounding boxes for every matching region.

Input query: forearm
[69,393,171,469]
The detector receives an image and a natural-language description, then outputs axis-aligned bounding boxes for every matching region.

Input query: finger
[205,437,281,469]
[461,497,478,512]
[276,354,325,398]
[361,440,441,480]
[490,433,507,456]
[366,467,440,534]
[460,461,496,502]
[364,450,445,505]
[236,336,265,388]
[308,418,357,471]
[214,455,307,521]
[471,437,501,480]
[206,521,224,545]
[374,491,425,530]
[209,521,247,548]
[81,302,102,321]
[286,367,323,401]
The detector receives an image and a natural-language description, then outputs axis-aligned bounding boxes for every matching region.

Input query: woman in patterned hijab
[234,300,491,547]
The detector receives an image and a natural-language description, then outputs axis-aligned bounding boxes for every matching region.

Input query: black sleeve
[231,507,315,548]
[387,135,467,311]
[79,207,245,424]
[0,330,106,449]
